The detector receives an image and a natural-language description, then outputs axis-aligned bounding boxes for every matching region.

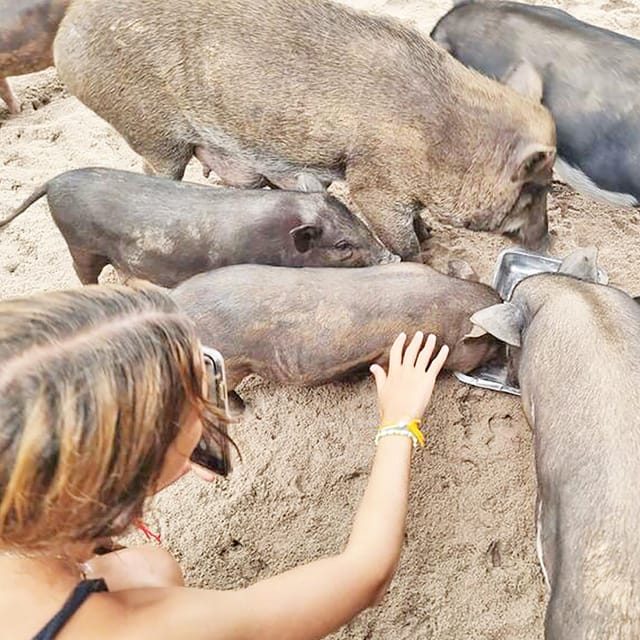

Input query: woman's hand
[189,462,218,483]
[370,332,449,425]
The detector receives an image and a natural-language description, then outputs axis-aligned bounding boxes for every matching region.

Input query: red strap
[133,519,161,544]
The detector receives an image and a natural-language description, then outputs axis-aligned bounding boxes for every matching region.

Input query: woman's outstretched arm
[134,332,448,640]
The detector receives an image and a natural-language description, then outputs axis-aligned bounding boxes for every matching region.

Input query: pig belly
[114,247,215,289]
[246,338,380,387]
[192,128,342,189]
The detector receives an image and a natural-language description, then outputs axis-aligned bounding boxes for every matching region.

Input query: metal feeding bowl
[453,247,608,396]
[454,362,521,396]
[490,247,608,302]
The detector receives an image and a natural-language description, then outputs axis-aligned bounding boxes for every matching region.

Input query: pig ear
[503,59,544,103]
[296,173,325,193]
[558,246,599,282]
[470,303,524,347]
[290,224,322,253]
[462,324,487,340]
[512,143,556,183]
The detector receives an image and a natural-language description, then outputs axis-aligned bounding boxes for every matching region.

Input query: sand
[1,1,639,638]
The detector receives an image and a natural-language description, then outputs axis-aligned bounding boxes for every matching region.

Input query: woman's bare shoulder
[60,586,247,640]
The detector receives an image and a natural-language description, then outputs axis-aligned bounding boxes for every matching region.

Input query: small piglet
[171,262,502,407]
[0,0,71,113]
[53,0,556,259]
[471,248,640,639]
[1,168,396,286]
[431,1,640,207]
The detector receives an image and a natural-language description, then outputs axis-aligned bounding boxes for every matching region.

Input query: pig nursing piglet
[53,0,557,259]
[171,262,502,408]
[431,0,640,208]
[1,168,396,287]
[0,0,71,113]
[471,248,640,638]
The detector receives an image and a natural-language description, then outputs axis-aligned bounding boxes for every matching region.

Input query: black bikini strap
[32,578,108,640]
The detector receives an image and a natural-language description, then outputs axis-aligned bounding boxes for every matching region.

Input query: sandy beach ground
[1,1,639,638]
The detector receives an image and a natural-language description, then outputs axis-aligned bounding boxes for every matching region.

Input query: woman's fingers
[369,363,387,395]
[190,463,218,482]
[428,344,449,377]
[402,331,424,368]
[415,333,438,371]
[375,333,448,426]
[388,332,406,373]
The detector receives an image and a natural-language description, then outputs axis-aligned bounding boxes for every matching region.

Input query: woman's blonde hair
[0,283,225,554]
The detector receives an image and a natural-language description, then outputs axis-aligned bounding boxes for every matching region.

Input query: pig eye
[335,241,353,251]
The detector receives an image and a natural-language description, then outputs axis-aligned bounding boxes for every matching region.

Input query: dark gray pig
[470,248,640,639]
[431,1,640,208]
[53,0,557,259]
[0,0,71,113]
[1,168,396,286]
[171,262,502,407]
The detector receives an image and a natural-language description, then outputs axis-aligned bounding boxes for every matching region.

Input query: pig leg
[68,247,110,284]
[194,146,269,188]
[263,173,332,191]
[140,142,193,181]
[346,160,422,260]
[0,78,21,115]
[227,391,246,416]
[347,189,421,260]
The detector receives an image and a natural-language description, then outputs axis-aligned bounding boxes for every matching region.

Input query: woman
[0,282,449,639]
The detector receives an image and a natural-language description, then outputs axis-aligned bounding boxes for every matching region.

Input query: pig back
[54,0,457,163]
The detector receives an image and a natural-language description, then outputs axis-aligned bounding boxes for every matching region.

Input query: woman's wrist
[380,413,422,426]
[375,418,425,449]
[374,432,414,453]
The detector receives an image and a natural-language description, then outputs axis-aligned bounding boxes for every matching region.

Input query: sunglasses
[189,346,233,477]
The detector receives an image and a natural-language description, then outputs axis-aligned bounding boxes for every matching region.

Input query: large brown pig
[170,262,502,408]
[53,0,557,259]
[0,0,70,114]
[470,248,640,639]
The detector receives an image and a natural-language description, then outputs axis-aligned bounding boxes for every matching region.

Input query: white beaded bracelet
[375,425,419,449]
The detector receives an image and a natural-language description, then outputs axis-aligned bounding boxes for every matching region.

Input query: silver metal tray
[454,362,521,396]
[454,247,608,395]
[491,247,608,301]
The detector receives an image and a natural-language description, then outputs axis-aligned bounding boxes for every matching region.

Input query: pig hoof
[486,540,502,568]
[448,259,479,282]
[227,390,246,416]
[413,215,432,242]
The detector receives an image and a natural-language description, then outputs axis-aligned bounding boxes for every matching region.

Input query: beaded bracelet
[375,419,426,449]
[375,425,419,449]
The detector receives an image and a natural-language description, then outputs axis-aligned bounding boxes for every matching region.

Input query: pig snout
[509,210,550,252]
[500,182,550,250]
[313,195,401,267]
[449,334,502,373]
[380,251,401,264]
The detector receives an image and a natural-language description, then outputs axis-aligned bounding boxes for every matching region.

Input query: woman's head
[0,283,220,554]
